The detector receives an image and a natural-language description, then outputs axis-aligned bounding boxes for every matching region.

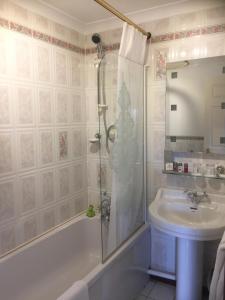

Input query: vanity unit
[149,188,225,300]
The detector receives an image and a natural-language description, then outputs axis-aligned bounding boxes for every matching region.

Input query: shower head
[92,33,101,44]
[91,33,104,59]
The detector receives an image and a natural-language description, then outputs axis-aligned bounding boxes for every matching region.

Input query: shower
[92,33,104,59]
[91,33,115,154]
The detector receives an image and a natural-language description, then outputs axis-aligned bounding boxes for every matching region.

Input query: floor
[135,279,209,300]
[135,280,175,300]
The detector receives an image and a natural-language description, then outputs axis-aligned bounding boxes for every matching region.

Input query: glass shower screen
[98,51,146,261]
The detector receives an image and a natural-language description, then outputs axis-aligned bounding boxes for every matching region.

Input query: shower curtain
[107,23,147,255]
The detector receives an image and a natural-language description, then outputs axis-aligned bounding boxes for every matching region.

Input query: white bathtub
[0,214,150,300]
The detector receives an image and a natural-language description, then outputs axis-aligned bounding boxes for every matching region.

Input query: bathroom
[0,0,225,299]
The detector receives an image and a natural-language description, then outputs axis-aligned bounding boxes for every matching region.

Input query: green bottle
[86,205,96,217]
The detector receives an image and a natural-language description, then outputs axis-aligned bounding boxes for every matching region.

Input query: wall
[0,0,87,256]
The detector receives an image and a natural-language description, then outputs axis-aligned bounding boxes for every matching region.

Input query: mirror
[165,55,225,155]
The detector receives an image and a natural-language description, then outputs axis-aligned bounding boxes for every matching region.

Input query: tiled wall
[0,1,87,256]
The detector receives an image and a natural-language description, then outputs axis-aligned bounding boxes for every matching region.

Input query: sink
[149,188,225,241]
[149,188,225,300]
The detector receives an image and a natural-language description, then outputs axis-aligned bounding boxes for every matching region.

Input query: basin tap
[184,190,209,205]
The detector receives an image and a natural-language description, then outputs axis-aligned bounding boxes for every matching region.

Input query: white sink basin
[149,188,225,241]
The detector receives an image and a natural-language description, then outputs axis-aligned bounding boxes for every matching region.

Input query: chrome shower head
[92,33,101,44]
[91,33,104,59]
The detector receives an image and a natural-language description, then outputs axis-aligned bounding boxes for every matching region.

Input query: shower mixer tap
[101,192,111,222]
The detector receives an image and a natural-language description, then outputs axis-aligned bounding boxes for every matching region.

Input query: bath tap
[216,165,225,178]
[101,192,111,222]
[184,190,209,206]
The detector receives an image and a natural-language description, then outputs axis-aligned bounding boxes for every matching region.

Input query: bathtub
[0,214,150,300]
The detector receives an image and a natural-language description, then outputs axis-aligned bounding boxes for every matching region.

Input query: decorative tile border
[85,42,120,55]
[0,16,224,55]
[0,17,84,55]
[85,23,225,54]
[151,23,225,43]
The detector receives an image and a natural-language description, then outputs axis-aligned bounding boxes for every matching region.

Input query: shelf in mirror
[162,169,225,180]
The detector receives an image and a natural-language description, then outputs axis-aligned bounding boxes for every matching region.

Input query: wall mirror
[165,55,225,155]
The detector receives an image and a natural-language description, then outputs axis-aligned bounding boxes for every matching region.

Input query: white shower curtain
[107,23,147,255]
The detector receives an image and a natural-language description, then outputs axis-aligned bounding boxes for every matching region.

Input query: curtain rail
[94,0,151,39]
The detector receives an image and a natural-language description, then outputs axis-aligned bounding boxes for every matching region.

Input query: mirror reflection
[165,56,225,155]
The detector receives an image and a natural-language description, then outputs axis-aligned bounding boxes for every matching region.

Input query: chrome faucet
[184,190,209,206]
[101,191,111,222]
[216,165,225,178]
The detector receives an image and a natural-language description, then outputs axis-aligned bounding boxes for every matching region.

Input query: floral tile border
[86,23,225,54]
[152,23,225,43]
[85,42,120,55]
[0,16,224,55]
[0,17,84,55]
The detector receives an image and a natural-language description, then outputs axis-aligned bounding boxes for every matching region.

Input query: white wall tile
[70,53,83,88]
[15,86,35,126]
[57,129,69,162]
[19,174,37,215]
[20,214,39,243]
[71,90,84,123]
[32,13,52,35]
[71,127,85,159]
[55,89,70,124]
[58,199,71,223]
[0,84,12,127]
[57,166,70,200]
[37,87,54,126]
[0,30,8,77]
[0,131,14,175]
[74,192,88,214]
[17,131,36,171]
[8,2,32,27]
[35,43,52,83]
[0,179,16,224]
[71,162,85,193]
[85,89,98,124]
[0,224,16,255]
[40,169,55,206]
[40,207,56,232]
[54,48,68,86]
[38,129,54,166]
[13,36,33,81]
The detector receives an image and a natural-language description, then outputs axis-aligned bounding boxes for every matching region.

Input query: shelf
[162,170,225,180]
[164,150,225,160]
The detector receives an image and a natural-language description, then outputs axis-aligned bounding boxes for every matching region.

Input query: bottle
[178,162,183,173]
[173,162,178,172]
[86,205,96,217]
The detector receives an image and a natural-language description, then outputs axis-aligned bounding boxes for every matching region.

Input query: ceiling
[40,0,187,24]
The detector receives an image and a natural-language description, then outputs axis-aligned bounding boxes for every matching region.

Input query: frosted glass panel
[99,52,145,260]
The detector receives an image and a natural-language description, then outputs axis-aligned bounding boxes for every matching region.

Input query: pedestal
[176,238,203,300]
